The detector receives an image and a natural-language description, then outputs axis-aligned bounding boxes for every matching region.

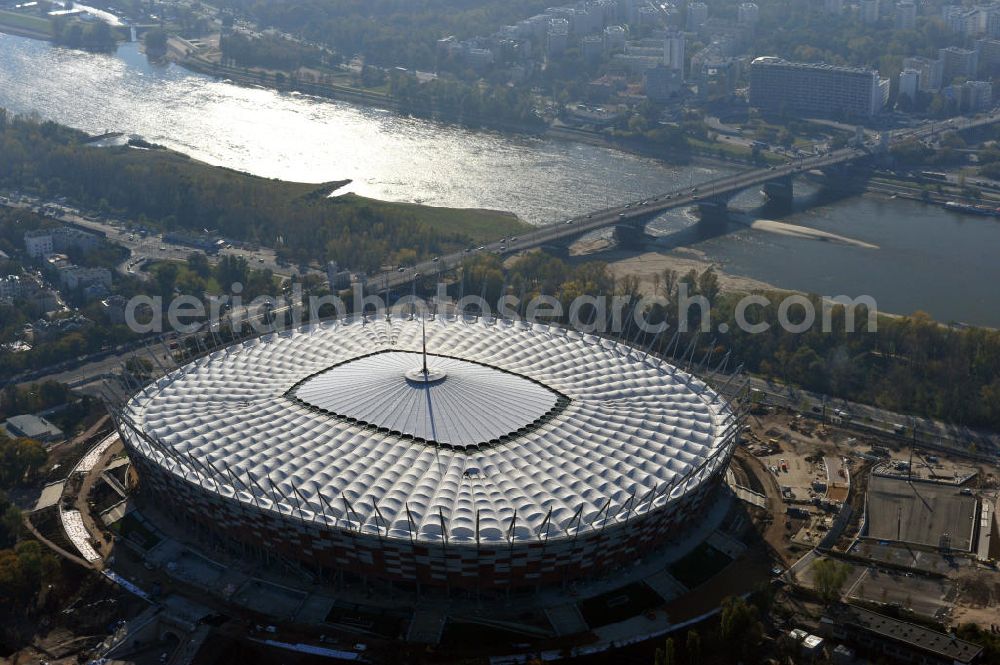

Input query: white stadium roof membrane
[291,351,564,448]
[122,318,736,544]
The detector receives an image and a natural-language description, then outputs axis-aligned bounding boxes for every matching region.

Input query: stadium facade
[114,318,740,590]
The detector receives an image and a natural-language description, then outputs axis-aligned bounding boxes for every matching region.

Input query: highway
[369,110,1000,292]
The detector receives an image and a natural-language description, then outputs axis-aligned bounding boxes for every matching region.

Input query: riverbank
[3,26,768,172]
[0,9,53,40]
[166,35,773,171]
[172,37,551,137]
[573,237,784,294]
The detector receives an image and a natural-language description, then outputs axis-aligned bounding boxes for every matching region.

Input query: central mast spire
[421,316,428,376]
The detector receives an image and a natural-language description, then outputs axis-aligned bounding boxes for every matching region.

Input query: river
[1,33,999,326]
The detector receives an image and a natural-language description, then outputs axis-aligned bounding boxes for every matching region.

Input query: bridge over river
[368,112,1000,292]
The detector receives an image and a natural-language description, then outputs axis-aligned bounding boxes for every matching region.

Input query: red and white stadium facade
[115,318,741,590]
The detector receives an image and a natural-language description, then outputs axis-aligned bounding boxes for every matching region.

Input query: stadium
[113,317,740,591]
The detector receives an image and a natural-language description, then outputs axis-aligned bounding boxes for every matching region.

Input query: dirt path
[736,448,794,564]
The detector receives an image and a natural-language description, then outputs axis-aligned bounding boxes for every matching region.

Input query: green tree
[813,557,850,603]
[144,28,168,57]
[0,436,47,487]
[720,596,763,660]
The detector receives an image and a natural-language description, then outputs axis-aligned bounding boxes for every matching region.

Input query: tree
[697,268,721,307]
[0,436,47,487]
[813,557,850,603]
[685,630,702,665]
[144,28,168,57]
[0,540,60,611]
[187,252,211,279]
[653,637,676,665]
[155,261,180,299]
[720,596,763,660]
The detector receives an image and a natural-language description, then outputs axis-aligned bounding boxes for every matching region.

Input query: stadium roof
[290,351,565,448]
[122,318,736,544]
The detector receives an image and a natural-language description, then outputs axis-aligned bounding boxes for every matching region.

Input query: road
[368,110,1000,292]
[0,197,316,281]
[746,375,1000,459]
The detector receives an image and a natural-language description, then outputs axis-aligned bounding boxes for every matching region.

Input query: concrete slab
[867,475,978,551]
[33,481,64,511]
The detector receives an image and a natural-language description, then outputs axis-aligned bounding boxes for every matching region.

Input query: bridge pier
[762,175,794,206]
[612,224,654,250]
[696,200,729,228]
[539,243,570,259]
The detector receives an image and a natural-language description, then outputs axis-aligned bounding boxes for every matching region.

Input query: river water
[1,33,998,326]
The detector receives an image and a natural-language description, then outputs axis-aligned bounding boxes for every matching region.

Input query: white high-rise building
[622,0,639,25]
[664,31,686,77]
[582,35,604,61]
[687,2,708,30]
[749,57,888,118]
[860,0,879,24]
[738,2,759,25]
[939,45,978,81]
[903,56,943,91]
[604,24,627,50]
[898,69,920,101]
[960,79,993,111]
[547,18,570,56]
[895,0,916,30]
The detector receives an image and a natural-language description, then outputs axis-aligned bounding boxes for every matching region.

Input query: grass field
[351,195,526,241]
[96,147,527,244]
[0,9,53,36]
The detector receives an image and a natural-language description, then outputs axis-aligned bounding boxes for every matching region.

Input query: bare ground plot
[866,476,978,551]
[951,571,1000,626]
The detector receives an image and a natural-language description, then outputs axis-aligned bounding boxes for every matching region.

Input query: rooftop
[123,318,736,544]
[751,56,878,75]
[830,605,984,663]
[3,414,64,441]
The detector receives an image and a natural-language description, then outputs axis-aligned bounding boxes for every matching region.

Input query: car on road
[432,257,440,262]
[398,267,405,272]
[565,219,573,224]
